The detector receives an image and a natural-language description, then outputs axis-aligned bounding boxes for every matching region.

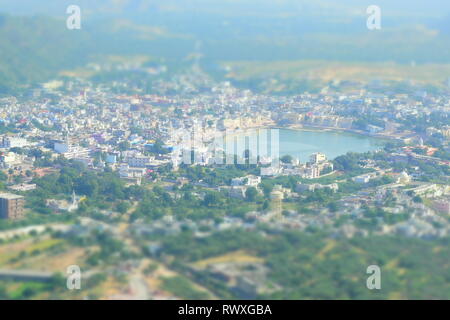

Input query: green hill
[0,14,90,93]
[0,13,193,94]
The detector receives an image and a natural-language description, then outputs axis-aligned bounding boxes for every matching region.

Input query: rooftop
[0,193,24,200]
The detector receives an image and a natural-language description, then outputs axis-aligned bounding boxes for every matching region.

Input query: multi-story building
[0,152,24,168]
[304,166,321,179]
[0,193,25,220]
[309,152,327,164]
[231,175,261,187]
[126,154,152,167]
[1,136,28,148]
[54,142,90,160]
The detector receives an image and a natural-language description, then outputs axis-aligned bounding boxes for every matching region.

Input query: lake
[230,128,385,163]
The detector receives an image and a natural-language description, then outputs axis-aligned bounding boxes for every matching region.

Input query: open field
[192,250,264,269]
[223,60,450,86]
[0,236,88,272]
[59,54,156,78]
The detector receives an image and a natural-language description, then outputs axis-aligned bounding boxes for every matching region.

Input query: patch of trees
[160,230,450,299]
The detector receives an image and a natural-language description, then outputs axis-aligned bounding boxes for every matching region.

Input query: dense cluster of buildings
[0,71,447,243]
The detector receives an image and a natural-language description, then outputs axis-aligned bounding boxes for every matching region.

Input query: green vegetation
[174,165,259,187]
[24,161,258,225]
[0,14,89,94]
[3,8,450,95]
[0,14,191,94]
[220,60,450,95]
[161,230,450,300]
[0,273,65,300]
[161,276,211,300]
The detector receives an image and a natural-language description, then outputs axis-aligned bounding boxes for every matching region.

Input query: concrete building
[260,166,281,176]
[309,152,327,164]
[296,182,339,193]
[304,166,321,179]
[0,193,25,220]
[54,142,90,160]
[1,136,28,148]
[54,142,70,154]
[231,175,261,187]
[353,175,372,184]
[125,154,152,167]
[397,171,412,184]
[0,152,24,168]
[8,183,37,192]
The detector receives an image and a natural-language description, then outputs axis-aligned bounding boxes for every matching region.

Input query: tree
[413,147,426,155]
[203,192,221,207]
[333,153,362,172]
[13,175,24,184]
[327,202,339,213]
[149,140,170,155]
[9,147,23,154]
[75,174,99,197]
[0,285,8,299]
[260,181,274,198]
[281,155,293,164]
[245,187,258,202]
[116,201,131,214]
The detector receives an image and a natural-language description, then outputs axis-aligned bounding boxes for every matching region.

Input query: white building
[54,142,90,159]
[260,166,281,177]
[309,152,327,164]
[54,142,70,153]
[353,175,371,184]
[0,152,24,168]
[8,183,37,192]
[125,154,153,167]
[1,137,28,148]
[304,166,321,179]
[119,164,146,178]
[231,175,261,187]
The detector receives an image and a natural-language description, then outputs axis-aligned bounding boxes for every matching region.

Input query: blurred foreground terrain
[0,0,449,300]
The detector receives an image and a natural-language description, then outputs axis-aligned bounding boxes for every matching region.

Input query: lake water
[231,128,385,163]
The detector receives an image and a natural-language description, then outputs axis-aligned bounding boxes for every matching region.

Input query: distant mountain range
[1,1,450,93]
[0,14,88,93]
[0,13,191,94]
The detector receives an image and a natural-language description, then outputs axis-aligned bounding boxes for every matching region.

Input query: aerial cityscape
[0,0,449,303]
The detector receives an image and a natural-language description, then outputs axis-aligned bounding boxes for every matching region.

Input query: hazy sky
[0,0,449,19]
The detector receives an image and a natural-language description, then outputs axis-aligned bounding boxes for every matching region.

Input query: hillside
[0,14,192,94]
[0,14,92,93]
[2,3,450,94]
